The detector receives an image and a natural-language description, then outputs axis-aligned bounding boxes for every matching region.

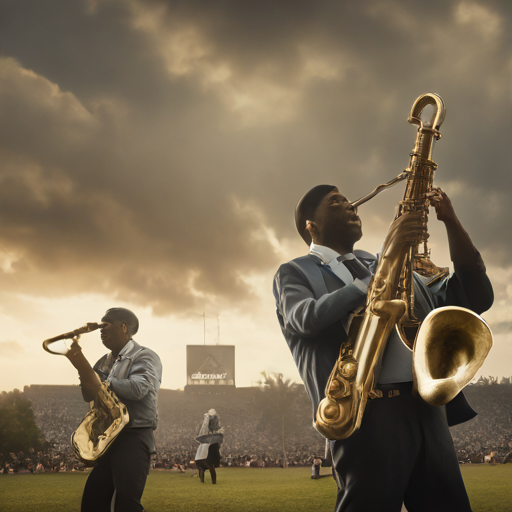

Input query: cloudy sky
[0,0,510,393]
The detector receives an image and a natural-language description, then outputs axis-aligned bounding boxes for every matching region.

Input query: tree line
[0,389,46,455]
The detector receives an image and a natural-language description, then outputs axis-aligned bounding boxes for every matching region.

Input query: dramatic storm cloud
[0,0,510,391]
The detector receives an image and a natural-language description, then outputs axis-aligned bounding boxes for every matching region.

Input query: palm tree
[258,372,300,468]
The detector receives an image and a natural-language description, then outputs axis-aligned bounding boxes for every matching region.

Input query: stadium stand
[1,380,509,472]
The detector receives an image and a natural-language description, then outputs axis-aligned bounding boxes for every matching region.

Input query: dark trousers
[81,428,153,512]
[329,383,472,512]
[196,460,217,484]
[196,443,220,484]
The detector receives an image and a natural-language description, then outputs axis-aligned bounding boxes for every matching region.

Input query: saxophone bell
[413,306,493,406]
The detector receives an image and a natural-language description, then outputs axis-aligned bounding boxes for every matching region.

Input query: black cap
[101,307,139,335]
[294,185,337,245]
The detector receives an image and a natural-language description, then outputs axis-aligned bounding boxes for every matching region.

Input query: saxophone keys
[338,359,358,380]
[322,400,342,421]
[330,377,350,400]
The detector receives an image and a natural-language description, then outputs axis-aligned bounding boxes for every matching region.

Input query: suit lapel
[290,252,378,298]
[320,264,348,293]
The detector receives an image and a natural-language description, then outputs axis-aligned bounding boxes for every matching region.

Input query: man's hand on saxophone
[381,210,426,260]
[427,186,458,224]
[371,211,426,301]
[65,338,101,402]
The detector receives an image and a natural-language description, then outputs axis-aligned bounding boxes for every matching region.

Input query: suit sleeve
[440,216,493,314]
[273,262,367,337]
[450,253,493,315]
[109,351,162,401]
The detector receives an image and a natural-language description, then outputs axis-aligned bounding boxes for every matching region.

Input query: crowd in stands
[1,448,321,474]
[450,379,512,464]
[1,449,86,474]
[2,378,511,474]
[152,387,325,468]
[22,385,89,452]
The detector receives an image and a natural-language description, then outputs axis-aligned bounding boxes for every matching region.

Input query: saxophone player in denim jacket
[66,307,162,512]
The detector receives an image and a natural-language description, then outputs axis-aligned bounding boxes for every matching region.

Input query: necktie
[338,256,372,282]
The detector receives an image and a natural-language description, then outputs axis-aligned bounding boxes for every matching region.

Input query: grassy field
[0,465,511,512]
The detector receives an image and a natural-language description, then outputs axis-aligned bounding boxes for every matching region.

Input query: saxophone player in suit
[273,184,493,512]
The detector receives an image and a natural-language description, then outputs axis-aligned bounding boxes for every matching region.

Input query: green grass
[462,464,512,512]
[0,465,511,512]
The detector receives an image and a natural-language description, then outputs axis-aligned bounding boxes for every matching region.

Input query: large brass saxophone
[43,323,129,465]
[315,93,493,440]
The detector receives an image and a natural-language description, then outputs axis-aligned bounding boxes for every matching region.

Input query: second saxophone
[315,93,493,440]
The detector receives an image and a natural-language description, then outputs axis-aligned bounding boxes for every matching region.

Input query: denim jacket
[93,340,162,429]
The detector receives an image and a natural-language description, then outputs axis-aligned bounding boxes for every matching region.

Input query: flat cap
[101,307,139,335]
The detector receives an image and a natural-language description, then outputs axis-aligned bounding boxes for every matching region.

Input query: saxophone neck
[408,92,445,136]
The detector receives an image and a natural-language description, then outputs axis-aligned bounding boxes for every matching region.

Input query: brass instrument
[43,322,103,355]
[395,93,449,346]
[43,322,129,465]
[71,381,129,466]
[315,93,493,440]
[413,306,492,407]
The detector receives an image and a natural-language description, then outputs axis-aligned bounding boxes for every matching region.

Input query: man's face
[100,320,129,352]
[311,189,362,245]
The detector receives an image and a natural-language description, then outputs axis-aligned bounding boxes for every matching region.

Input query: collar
[117,339,134,359]
[309,243,355,264]
[111,339,135,362]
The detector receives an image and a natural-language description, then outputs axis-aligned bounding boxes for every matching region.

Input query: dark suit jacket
[273,250,494,428]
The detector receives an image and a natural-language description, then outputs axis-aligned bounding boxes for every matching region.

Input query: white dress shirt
[309,243,413,384]
[309,243,371,292]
